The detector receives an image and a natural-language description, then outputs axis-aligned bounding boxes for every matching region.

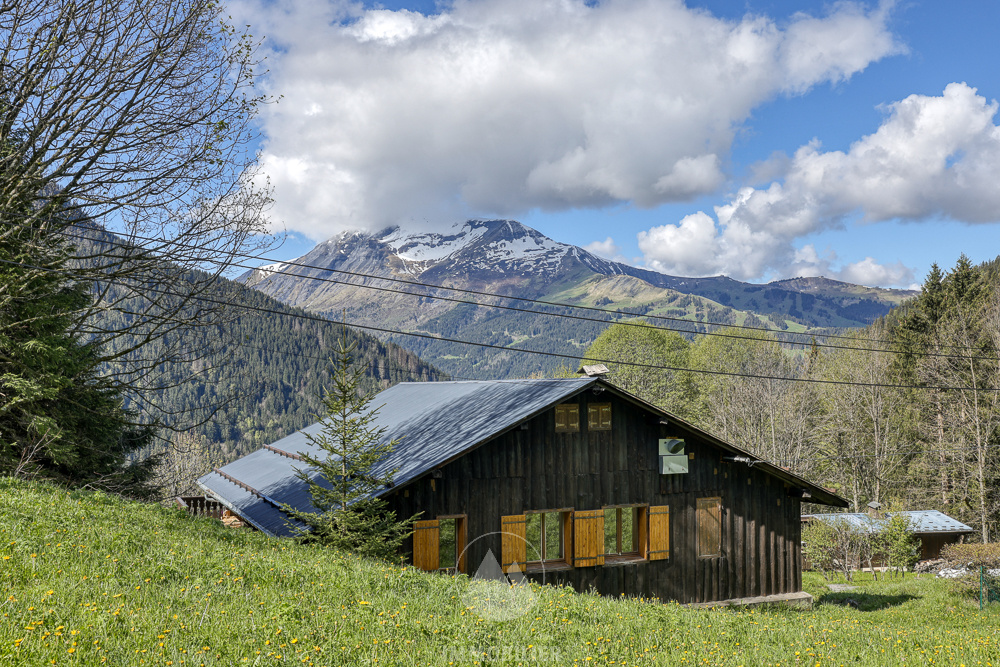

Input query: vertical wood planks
[413,520,440,572]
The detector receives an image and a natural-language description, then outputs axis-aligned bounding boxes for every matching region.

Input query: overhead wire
[60,222,994,359]
[34,254,1000,392]
[5,249,1000,393]
[8,250,1000,474]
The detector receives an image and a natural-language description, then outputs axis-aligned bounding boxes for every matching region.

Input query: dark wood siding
[386,389,805,604]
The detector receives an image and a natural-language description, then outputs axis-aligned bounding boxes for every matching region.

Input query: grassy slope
[3,479,1000,666]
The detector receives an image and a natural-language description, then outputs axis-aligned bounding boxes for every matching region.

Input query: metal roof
[901,510,973,534]
[802,510,973,534]
[200,377,847,537]
[199,378,598,536]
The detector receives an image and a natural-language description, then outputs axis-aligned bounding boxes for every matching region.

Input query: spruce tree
[285,334,415,560]
[0,211,159,495]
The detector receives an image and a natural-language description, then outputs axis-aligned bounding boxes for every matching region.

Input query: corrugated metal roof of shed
[802,510,973,535]
[903,510,973,534]
[198,470,302,537]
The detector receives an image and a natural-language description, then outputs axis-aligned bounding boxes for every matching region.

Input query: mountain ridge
[239,219,916,378]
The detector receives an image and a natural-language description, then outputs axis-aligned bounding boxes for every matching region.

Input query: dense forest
[86,264,444,493]
[579,255,1000,542]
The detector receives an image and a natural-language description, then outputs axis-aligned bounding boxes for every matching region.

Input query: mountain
[241,219,915,378]
[69,224,444,463]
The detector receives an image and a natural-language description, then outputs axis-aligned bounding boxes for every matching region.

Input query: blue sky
[239,0,1000,289]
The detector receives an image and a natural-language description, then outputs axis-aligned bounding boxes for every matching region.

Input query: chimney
[866,501,882,519]
[576,364,609,378]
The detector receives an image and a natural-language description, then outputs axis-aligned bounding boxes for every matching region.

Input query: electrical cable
[3,252,1000,391]
[60,222,992,359]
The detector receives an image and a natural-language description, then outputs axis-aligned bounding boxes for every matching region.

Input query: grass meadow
[2,478,1000,666]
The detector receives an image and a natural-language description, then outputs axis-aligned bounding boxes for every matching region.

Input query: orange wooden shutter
[501,514,527,573]
[573,509,605,567]
[647,505,670,561]
[554,406,567,430]
[697,497,721,558]
[636,506,648,558]
[413,519,440,571]
[456,517,468,574]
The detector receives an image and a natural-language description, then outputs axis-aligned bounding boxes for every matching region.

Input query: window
[603,506,640,558]
[525,510,571,566]
[413,515,467,573]
[588,403,612,430]
[554,404,580,432]
[697,497,722,558]
[439,517,459,572]
[573,506,667,567]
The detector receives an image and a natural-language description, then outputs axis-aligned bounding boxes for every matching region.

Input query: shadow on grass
[817,591,918,611]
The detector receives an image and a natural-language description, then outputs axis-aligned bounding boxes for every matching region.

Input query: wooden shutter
[573,509,605,567]
[501,514,527,573]
[413,519,440,571]
[456,517,468,574]
[588,404,611,430]
[697,497,721,558]
[647,505,670,561]
[555,405,579,432]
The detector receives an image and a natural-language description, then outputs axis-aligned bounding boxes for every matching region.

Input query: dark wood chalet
[198,377,846,605]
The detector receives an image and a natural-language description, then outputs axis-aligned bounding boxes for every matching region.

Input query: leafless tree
[0,0,275,424]
[919,285,1000,542]
[816,324,912,510]
[689,328,818,474]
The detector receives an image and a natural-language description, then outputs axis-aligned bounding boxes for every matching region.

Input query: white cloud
[239,0,901,240]
[638,83,1000,287]
[582,237,628,263]
[838,257,914,287]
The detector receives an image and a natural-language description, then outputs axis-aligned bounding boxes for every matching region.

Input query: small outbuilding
[801,510,973,560]
[199,377,846,605]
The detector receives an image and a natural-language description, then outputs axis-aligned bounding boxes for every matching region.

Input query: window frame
[554,404,580,433]
[523,508,573,571]
[588,403,612,431]
[436,514,467,574]
[601,504,646,564]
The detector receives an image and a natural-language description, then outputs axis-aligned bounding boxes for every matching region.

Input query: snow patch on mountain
[256,259,299,277]
[378,219,573,268]
[384,227,489,263]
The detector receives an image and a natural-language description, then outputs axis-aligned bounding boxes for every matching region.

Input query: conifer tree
[0,204,159,495]
[285,333,416,560]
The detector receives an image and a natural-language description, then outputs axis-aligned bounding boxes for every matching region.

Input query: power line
[59,223,996,361]
[99,272,1000,392]
[4,252,1000,392]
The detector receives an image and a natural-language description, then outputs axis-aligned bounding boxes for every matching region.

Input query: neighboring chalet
[802,511,973,561]
[198,377,847,606]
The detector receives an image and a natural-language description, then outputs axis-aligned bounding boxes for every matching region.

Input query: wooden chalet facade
[198,377,846,606]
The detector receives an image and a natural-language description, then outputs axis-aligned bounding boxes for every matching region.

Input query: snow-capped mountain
[248,219,624,287]
[240,219,914,379]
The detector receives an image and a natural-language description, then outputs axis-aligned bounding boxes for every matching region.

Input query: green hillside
[3,478,999,666]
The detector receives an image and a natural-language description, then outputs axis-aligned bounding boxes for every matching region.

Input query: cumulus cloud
[582,237,628,263]
[239,0,901,239]
[638,83,1000,286]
